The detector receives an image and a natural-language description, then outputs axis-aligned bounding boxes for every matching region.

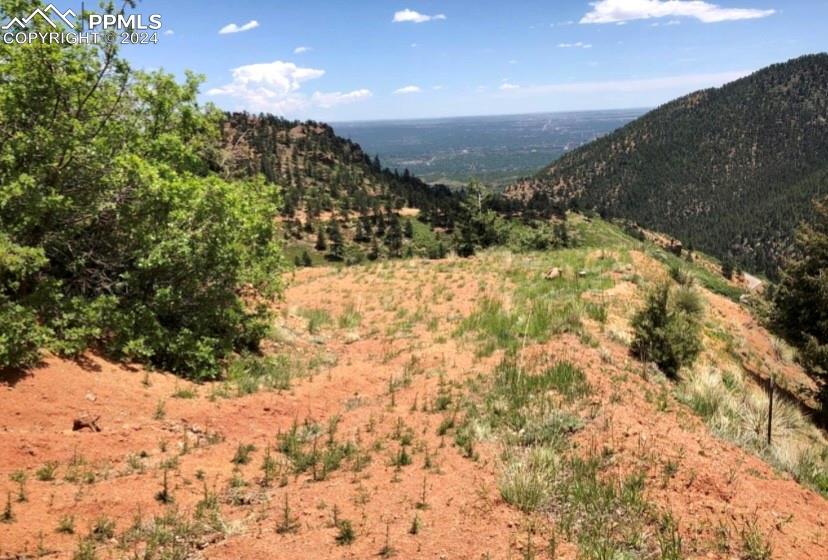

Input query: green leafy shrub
[631,282,703,377]
[0,11,284,378]
[0,236,48,369]
[0,300,45,370]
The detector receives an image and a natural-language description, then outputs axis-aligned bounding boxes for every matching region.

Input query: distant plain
[334,109,645,187]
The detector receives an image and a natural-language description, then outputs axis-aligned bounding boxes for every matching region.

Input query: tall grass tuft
[678,367,828,495]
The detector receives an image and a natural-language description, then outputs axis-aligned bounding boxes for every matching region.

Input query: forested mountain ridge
[219,112,458,227]
[505,54,828,276]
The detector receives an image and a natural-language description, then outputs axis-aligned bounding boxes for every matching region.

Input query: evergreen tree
[403,219,414,239]
[631,283,703,378]
[721,258,734,280]
[774,196,828,414]
[354,218,371,243]
[315,225,327,251]
[385,214,403,257]
[553,222,571,248]
[453,222,476,257]
[327,221,345,261]
[368,239,380,261]
[374,212,386,237]
[301,250,313,267]
[435,240,446,259]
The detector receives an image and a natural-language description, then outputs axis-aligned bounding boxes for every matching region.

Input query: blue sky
[124,0,828,121]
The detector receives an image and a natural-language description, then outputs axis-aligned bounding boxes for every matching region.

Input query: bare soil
[1,254,826,559]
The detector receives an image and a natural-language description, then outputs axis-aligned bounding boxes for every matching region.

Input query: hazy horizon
[333,108,643,185]
[327,106,653,125]
[123,1,827,121]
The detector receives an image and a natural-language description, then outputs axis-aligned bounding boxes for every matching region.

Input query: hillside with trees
[219,114,572,265]
[217,113,461,264]
[506,54,828,277]
[220,113,459,226]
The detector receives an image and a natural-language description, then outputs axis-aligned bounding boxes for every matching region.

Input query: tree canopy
[0,1,284,378]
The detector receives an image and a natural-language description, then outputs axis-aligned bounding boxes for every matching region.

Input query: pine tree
[354,218,371,243]
[315,225,327,251]
[435,239,446,259]
[631,282,702,378]
[327,221,344,261]
[774,196,828,415]
[385,214,403,257]
[301,250,312,267]
[721,258,734,280]
[553,222,570,248]
[453,223,476,257]
[403,219,414,239]
[374,212,386,237]
[368,239,380,261]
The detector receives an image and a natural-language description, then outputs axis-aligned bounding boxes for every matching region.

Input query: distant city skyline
[124,0,827,120]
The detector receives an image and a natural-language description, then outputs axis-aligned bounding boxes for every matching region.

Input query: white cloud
[499,82,520,90]
[558,41,592,48]
[432,85,445,90]
[393,85,422,94]
[219,20,259,34]
[293,46,311,54]
[208,61,323,98]
[410,42,418,48]
[498,70,750,96]
[392,9,446,23]
[207,60,371,114]
[311,89,373,108]
[163,29,174,35]
[508,59,518,64]
[580,0,775,24]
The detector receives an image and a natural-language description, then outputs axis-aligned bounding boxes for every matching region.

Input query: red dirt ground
[1,254,826,559]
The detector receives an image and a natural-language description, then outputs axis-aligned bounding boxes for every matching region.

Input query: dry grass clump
[678,366,828,494]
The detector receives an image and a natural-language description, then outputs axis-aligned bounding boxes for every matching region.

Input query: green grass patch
[227,354,299,395]
[452,350,686,559]
[299,308,332,334]
[651,248,744,302]
[337,303,362,329]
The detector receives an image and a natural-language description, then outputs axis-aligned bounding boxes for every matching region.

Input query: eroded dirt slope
[1,250,826,559]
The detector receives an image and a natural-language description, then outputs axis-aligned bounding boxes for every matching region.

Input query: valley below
[333,110,643,187]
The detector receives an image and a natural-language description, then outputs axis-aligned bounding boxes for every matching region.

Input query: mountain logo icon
[1,3,76,30]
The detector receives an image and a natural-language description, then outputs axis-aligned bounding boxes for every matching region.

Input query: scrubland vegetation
[2,211,827,559]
